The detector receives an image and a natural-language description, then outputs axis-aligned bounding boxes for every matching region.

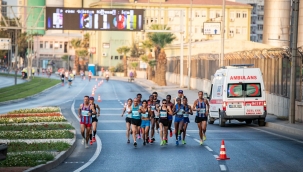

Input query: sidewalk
[112,76,303,138]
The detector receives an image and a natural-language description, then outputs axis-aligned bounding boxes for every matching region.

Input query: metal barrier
[167,47,303,101]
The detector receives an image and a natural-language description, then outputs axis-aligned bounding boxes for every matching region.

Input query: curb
[265,122,303,138]
[24,130,77,172]
[0,83,61,105]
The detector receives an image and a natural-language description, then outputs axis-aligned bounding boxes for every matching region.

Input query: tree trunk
[123,55,127,77]
[157,48,167,86]
[75,55,80,75]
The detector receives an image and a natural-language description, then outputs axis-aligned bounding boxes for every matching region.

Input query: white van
[207,64,267,127]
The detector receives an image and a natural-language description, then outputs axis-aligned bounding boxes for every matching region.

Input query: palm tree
[141,40,154,80]
[117,46,130,77]
[130,62,138,78]
[70,33,90,74]
[147,24,176,86]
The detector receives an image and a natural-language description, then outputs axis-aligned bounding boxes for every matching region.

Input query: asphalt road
[1,77,303,172]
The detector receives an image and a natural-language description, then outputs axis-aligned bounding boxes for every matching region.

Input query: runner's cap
[178,90,183,94]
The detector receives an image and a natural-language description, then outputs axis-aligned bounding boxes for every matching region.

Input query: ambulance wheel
[245,120,252,124]
[219,113,225,127]
[208,117,214,124]
[258,119,265,126]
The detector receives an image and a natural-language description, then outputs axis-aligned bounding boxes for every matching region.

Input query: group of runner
[60,70,75,88]
[121,90,209,147]
[78,96,101,148]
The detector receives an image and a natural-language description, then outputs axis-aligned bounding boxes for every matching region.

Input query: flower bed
[8,107,60,114]
[0,123,73,131]
[0,112,62,118]
[0,116,67,124]
[0,106,75,168]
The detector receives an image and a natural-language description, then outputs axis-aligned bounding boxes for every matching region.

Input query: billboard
[203,22,221,35]
[46,7,144,31]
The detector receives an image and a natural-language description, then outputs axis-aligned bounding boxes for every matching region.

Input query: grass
[0,152,54,167]
[7,142,71,152]
[0,123,74,131]
[0,77,60,102]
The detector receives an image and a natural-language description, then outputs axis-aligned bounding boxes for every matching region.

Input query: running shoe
[182,140,186,145]
[137,135,141,139]
[143,142,146,146]
[178,135,181,141]
[200,140,203,145]
[152,138,155,142]
[127,140,130,144]
[85,143,89,148]
[90,140,93,145]
[176,140,179,145]
[146,139,149,144]
[81,138,85,145]
[160,141,164,146]
[203,135,206,141]
[149,139,153,143]
[92,137,96,142]
[165,138,168,144]
[134,142,137,147]
[170,131,173,137]
[163,140,166,145]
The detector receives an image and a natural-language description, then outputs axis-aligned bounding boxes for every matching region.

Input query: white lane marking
[194,139,200,143]
[205,146,213,152]
[214,155,219,158]
[220,165,227,171]
[72,100,102,172]
[98,120,125,123]
[249,127,303,144]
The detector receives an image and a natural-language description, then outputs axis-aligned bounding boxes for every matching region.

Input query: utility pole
[289,0,300,124]
[220,0,226,67]
[187,0,193,89]
[14,30,18,85]
[180,10,184,88]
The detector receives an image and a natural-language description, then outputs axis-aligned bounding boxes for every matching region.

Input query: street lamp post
[220,0,226,67]
[187,0,193,89]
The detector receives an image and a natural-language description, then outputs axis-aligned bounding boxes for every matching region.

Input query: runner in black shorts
[121,98,133,143]
[158,99,173,146]
[182,97,193,144]
[150,92,160,142]
[193,91,209,145]
[89,97,100,145]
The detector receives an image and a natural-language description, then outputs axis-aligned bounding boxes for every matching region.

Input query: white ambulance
[207,64,267,127]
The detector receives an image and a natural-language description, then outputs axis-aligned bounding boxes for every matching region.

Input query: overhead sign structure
[0,38,11,50]
[46,7,144,31]
[203,22,221,35]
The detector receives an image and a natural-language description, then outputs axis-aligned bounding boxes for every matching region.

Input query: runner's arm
[188,105,193,115]
[121,107,126,117]
[167,106,173,115]
[78,105,82,118]
[90,105,96,115]
[96,104,101,116]
[192,100,198,111]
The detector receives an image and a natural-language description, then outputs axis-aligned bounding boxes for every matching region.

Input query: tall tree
[70,33,89,74]
[117,46,130,77]
[147,25,176,86]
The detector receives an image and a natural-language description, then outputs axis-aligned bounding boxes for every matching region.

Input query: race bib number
[177,110,184,115]
[133,111,140,117]
[92,115,96,118]
[183,112,189,117]
[142,112,148,118]
[81,110,89,116]
[151,106,156,111]
[160,111,167,117]
[126,113,132,118]
[199,108,206,114]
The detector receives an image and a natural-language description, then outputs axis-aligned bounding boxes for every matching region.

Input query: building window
[260,5,264,11]
[120,56,123,60]
[258,34,263,40]
[111,56,113,60]
[40,41,43,48]
[195,11,199,17]
[64,42,68,53]
[44,41,48,49]
[242,12,247,18]
[201,11,206,17]
[236,12,241,18]
[115,56,118,60]
[258,25,263,30]
[50,41,53,48]
[236,27,241,34]
[215,11,221,18]
[258,15,263,21]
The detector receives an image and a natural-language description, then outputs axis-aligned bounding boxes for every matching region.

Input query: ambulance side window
[209,84,213,99]
[227,84,243,98]
[245,83,261,97]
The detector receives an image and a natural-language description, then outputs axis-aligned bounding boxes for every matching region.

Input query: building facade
[229,0,264,43]
[1,0,7,17]
[87,0,252,69]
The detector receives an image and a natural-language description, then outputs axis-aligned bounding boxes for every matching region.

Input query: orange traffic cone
[92,91,95,96]
[98,95,101,102]
[217,140,230,160]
